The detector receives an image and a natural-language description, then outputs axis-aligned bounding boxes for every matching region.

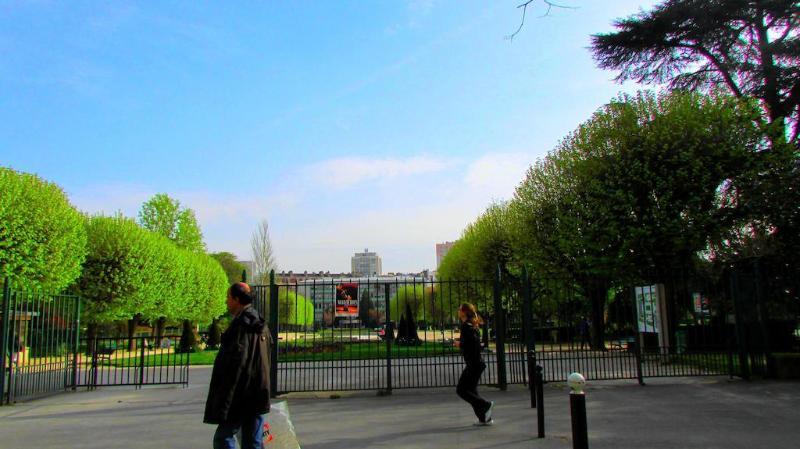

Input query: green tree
[277,290,314,328]
[591,0,800,143]
[138,193,206,253]
[78,215,163,324]
[437,203,514,282]
[591,0,800,266]
[0,167,87,291]
[210,252,247,284]
[510,91,764,347]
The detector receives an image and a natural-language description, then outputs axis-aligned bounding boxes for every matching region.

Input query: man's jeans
[213,414,265,449]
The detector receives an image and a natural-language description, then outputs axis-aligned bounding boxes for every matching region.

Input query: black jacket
[203,305,271,424]
[459,321,483,367]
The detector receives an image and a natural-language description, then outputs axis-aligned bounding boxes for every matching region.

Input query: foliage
[277,289,314,327]
[78,214,227,325]
[437,203,514,282]
[138,193,206,253]
[210,251,247,284]
[510,91,765,280]
[0,167,87,291]
[388,284,458,325]
[206,318,222,349]
[591,0,800,267]
[591,0,800,142]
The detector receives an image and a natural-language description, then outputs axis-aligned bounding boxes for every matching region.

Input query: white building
[351,248,382,276]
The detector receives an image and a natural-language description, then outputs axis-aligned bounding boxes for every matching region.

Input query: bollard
[568,372,588,449]
[535,365,545,438]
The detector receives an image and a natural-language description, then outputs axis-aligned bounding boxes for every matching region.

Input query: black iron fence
[4,260,798,402]
[253,263,798,395]
[2,279,190,404]
[73,335,190,389]
[252,275,516,394]
[1,279,81,404]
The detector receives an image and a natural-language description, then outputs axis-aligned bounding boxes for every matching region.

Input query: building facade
[435,241,455,268]
[351,248,382,276]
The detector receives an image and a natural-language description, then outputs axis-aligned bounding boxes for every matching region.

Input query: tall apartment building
[435,241,455,268]
[351,248,382,276]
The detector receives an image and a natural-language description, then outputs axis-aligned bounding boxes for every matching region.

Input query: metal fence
[252,275,518,394]
[2,279,190,405]
[1,279,81,404]
[73,335,190,389]
[255,264,798,395]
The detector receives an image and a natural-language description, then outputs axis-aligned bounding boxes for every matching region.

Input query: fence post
[71,297,81,391]
[630,287,645,386]
[1,278,11,404]
[138,336,146,388]
[384,283,393,394]
[521,268,536,408]
[535,364,545,438]
[268,270,279,397]
[752,260,773,377]
[568,372,589,449]
[729,270,750,380]
[492,266,507,390]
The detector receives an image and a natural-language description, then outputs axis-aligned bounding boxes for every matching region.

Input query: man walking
[204,282,271,449]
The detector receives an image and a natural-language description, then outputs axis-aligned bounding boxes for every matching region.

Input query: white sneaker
[485,401,495,422]
[473,418,494,427]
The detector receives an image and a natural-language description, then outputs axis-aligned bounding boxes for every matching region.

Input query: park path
[1,367,799,449]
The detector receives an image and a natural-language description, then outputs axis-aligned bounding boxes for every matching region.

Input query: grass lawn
[105,341,460,366]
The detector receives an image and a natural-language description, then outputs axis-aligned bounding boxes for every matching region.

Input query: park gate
[1,279,190,405]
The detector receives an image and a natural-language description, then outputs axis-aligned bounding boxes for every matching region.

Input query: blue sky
[0,0,658,272]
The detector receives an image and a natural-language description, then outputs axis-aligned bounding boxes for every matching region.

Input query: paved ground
[1,367,799,448]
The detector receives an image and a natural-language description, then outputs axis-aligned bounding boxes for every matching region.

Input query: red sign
[335,283,359,317]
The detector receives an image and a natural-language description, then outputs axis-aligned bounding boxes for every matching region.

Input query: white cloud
[67,151,538,272]
[305,155,451,190]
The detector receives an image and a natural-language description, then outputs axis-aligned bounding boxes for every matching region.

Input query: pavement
[1,367,799,449]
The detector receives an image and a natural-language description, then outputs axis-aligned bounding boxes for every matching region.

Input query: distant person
[578,317,591,350]
[456,303,494,426]
[204,282,272,449]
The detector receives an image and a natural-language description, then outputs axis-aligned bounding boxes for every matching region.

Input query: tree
[591,0,800,143]
[358,290,378,328]
[277,290,314,328]
[250,219,277,285]
[0,167,87,291]
[138,193,206,253]
[510,91,765,347]
[591,0,800,265]
[437,203,515,282]
[210,252,247,284]
[78,214,226,347]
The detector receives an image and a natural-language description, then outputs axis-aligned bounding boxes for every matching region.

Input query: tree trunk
[154,317,166,342]
[85,323,97,355]
[127,314,141,352]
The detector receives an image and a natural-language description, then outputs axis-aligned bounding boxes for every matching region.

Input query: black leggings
[456,362,490,420]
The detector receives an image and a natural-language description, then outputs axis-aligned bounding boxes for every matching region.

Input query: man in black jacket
[204,282,271,449]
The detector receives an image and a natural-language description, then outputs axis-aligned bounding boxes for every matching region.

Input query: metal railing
[2,279,190,404]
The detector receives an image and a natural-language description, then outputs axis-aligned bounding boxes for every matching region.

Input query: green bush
[0,167,87,290]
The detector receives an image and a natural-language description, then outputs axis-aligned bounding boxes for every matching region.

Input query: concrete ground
[1,367,798,449]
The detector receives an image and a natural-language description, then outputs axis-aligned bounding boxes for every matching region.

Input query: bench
[609,337,636,352]
[95,347,115,362]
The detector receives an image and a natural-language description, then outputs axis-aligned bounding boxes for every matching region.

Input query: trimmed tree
[0,167,87,291]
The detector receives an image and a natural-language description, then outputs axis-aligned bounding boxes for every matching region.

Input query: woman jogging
[456,303,494,426]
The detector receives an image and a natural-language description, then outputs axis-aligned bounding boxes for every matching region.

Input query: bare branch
[506,0,578,42]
